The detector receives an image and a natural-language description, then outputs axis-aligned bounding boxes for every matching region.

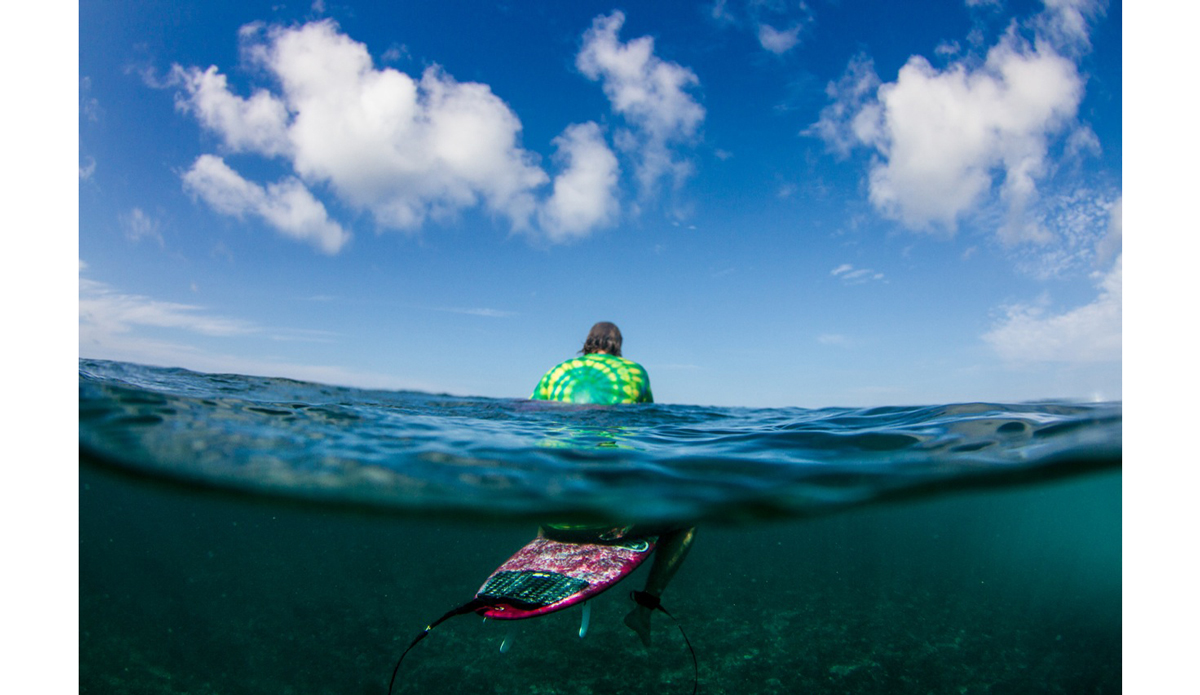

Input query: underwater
[79,358,1120,694]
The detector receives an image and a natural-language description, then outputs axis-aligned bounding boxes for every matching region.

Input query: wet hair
[581,321,623,357]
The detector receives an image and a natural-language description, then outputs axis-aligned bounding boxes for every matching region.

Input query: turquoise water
[79,359,1121,694]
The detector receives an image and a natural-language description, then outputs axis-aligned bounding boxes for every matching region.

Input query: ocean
[79,358,1121,694]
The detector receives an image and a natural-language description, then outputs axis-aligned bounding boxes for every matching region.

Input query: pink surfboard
[475,535,657,620]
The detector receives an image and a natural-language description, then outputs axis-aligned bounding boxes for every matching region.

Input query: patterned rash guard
[531,353,653,405]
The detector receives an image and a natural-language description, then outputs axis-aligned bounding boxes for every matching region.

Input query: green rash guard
[531,353,653,405]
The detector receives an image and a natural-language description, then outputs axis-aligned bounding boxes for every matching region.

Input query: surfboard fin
[579,601,591,638]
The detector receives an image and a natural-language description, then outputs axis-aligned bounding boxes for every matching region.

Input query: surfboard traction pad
[476,536,656,619]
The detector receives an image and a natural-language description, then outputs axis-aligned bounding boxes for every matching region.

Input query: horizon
[77,0,1122,408]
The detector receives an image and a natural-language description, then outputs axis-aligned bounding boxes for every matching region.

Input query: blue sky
[75,0,1124,408]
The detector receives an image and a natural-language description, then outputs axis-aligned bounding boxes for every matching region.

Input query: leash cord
[632,591,699,695]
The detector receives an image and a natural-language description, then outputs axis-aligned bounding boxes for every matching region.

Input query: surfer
[532,321,696,647]
[386,323,697,692]
[531,321,653,404]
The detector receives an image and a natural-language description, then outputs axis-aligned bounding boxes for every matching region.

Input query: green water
[80,461,1119,694]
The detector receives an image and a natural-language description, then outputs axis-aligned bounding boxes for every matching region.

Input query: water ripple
[78,359,1120,524]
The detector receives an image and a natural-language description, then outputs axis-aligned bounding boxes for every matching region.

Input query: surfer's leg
[643,527,696,595]
[624,527,696,647]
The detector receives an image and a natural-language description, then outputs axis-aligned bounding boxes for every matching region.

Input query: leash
[388,593,699,695]
[387,598,491,695]
[631,590,699,695]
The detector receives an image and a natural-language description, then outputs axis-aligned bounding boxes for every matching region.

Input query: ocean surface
[79,358,1121,694]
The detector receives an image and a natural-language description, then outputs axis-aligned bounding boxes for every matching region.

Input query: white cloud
[810,26,1086,243]
[172,65,291,157]
[381,43,409,64]
[1095,196,1121,266]
[182,154,350,254]
[709,0,736,24]
[433,306,517,318]
[80,275,259,342]
[758,24,802,54]
[82,97,101,122]
[1011,188,1119,279]
[122,208,163,246]
[79,156,96,180]
[817,333,851,347]
[171,19,632,247]
[935,40,962,57]
[80,75,102,122]
[708,0,813,55]
[831,263,884,284]
[251,21,546,229]
[537,122,620,242]
[1036,0,1104,52]
[576,11,705,197]
[79,273,436,391]
[1065,124,1102,158]
[983,252,1121,363]
[803,55,880,157]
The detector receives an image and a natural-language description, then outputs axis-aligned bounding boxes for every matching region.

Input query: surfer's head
[582,322,623,357]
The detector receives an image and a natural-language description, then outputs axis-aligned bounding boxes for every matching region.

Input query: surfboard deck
[474,535,656,620]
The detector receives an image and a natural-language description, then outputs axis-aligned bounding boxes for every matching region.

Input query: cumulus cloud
[171,19,638,249]
[182,154,350,254]
[269,22,546,229]
[809,18,1089,243]
[171,64,291,157]
[538,122,621,242]
[804,55,881,158]
[175,21,548,234]
[983,252,1121,363]
[576,11,705,197]
[758,24,802,54]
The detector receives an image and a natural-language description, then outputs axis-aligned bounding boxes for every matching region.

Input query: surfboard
[474,534,657,620]
[385,531,700,695]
